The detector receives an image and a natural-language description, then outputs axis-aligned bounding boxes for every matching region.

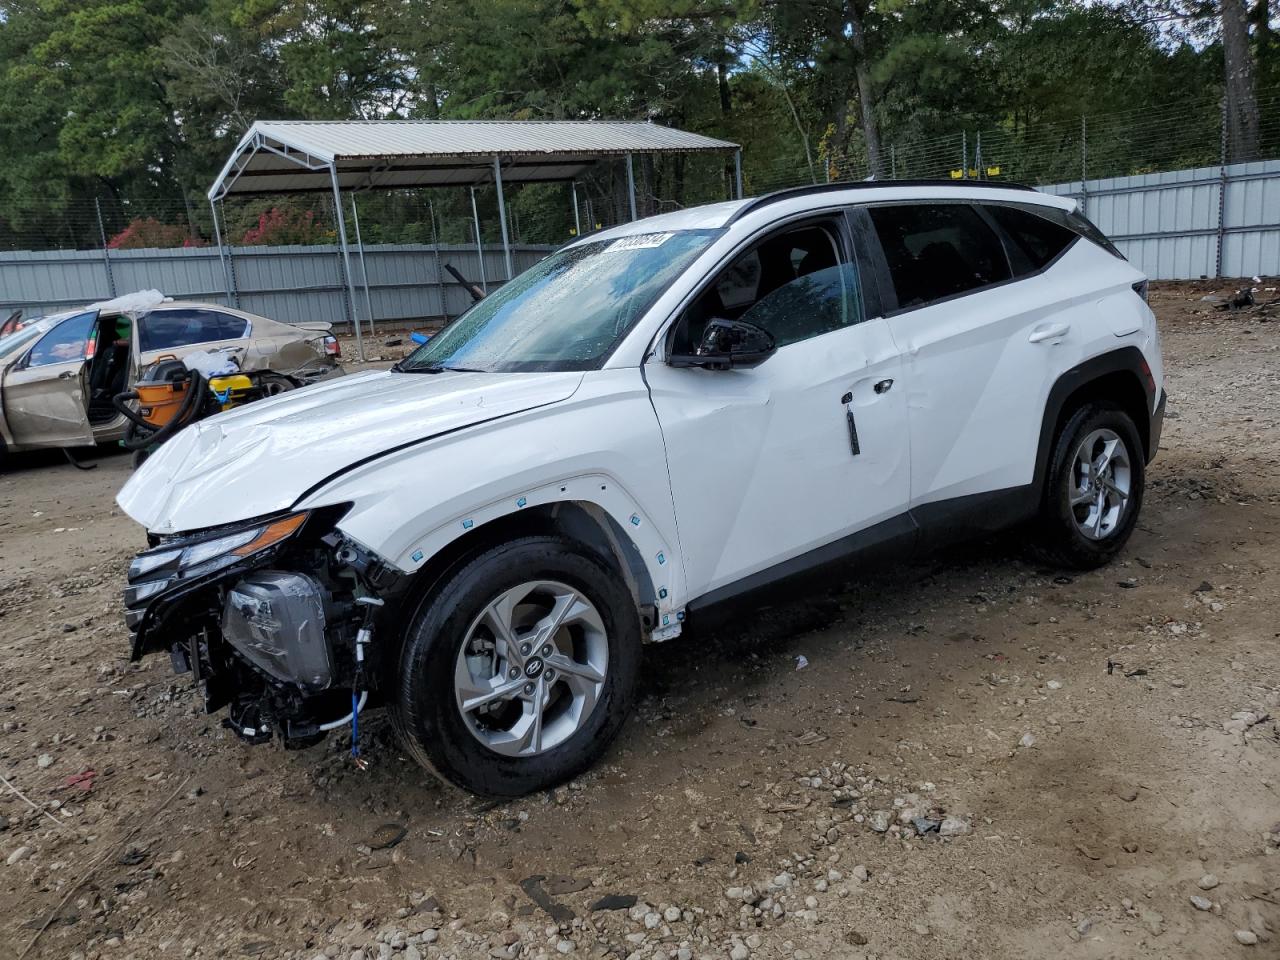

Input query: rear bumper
[1148,389,1166,464]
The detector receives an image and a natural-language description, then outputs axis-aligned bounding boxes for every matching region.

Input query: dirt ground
[1,279,1278,960]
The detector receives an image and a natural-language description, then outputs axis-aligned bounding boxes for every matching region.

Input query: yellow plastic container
[208,374,255,409]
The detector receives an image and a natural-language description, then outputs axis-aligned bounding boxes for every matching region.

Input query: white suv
[118,182,1165,796]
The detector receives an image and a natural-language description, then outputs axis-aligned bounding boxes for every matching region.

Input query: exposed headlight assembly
[124,512,311,635]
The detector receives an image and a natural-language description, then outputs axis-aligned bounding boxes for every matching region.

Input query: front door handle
[1029,322,1070,343]
[57,370,75,379]
[840,392,860,455]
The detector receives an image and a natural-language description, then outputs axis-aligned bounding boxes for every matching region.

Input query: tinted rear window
[868,203,1012,309]
[984,204,1078,273]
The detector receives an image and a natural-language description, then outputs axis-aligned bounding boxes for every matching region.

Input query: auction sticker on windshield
[607,232,674,251]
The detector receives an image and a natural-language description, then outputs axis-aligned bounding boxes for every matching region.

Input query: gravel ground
[0,279,1278,960]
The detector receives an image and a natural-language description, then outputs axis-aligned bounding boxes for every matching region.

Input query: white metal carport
[207,120,741,359]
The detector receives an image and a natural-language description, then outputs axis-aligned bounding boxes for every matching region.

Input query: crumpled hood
[117,369,584,534]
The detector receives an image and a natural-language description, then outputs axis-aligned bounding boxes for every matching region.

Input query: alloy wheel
[1069,428,1132,541]
[453,580,609,757]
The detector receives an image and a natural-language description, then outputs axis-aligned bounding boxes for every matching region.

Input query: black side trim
[686,512,919,621]
[726,179,1036,225]
[1031,346,1155,498]
[846,206,897,317]
[912,485,1040,551]
[1148,389,1166,464]
[683,485,1042,627]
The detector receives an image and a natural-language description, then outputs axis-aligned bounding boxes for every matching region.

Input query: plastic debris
[85,288,167,314]
[183,347,241,377]
[60,769,96,794]
[795,655,809,671]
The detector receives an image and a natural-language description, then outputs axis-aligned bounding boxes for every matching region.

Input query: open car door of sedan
[1,310,98,448]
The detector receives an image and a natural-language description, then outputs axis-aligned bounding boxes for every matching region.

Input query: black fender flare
[1031,345,1158,501]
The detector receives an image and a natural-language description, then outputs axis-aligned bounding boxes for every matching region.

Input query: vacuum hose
[115,370,209,450]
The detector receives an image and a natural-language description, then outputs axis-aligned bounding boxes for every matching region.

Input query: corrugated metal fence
[1040,159,1280,280]
[3,158,1277,316]
[0,242,553,324]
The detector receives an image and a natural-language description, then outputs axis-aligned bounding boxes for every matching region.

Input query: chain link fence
[785,93,1276,192]
[6,94,1276,255]
[2,93,1277,291]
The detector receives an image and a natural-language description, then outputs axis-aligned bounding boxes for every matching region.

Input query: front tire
[392,535,641,796]
[1033,402,1145,569]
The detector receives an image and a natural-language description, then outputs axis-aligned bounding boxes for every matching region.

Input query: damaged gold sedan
[0,291,343,463]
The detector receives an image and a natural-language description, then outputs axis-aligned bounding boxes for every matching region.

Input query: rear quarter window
[983,204,1078,274]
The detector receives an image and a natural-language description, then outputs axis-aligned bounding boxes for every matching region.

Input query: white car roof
[582,183,1074,245]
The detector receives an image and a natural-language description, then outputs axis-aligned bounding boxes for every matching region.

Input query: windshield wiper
[394,363,484,374]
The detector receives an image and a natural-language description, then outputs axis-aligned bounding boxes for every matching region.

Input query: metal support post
[734,149,744,199]
[94,199,116,298]
[1080,116,1089,215]
[626,153,638,221]
[329,164,365,362]
[493,156,513,280]
[1216,96,1229,278]
[570,180,581,236]
[470,186,488,294]
[350,195,375,337]
[209,198,233,306]
[428,200,448,322]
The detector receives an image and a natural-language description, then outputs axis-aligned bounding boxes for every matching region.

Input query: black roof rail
[726,178,1038,224]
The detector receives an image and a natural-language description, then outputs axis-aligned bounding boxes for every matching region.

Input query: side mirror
[669,317,776,370]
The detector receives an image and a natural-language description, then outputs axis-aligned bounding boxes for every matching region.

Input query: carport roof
[208,119,740,200]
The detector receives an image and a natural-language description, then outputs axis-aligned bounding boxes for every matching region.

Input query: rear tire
[256,372,296,397]
[391,535,641,796]
[1032,402,1145,569]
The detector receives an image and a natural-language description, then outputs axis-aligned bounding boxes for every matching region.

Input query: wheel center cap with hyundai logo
[524,657,545,679]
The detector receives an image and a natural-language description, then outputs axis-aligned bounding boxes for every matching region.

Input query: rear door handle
[874,378,894,394]
[1029,322,1070,343]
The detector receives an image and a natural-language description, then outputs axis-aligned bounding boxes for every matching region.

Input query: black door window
[27,311,97,366]
[868,203,1012,310]
[673,222,863,352]
[139,309,248,352]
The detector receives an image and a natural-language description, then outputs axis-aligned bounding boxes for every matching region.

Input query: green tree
[232,0,409,117]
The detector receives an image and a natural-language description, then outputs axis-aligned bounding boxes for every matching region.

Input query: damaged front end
[123,505,400,749]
